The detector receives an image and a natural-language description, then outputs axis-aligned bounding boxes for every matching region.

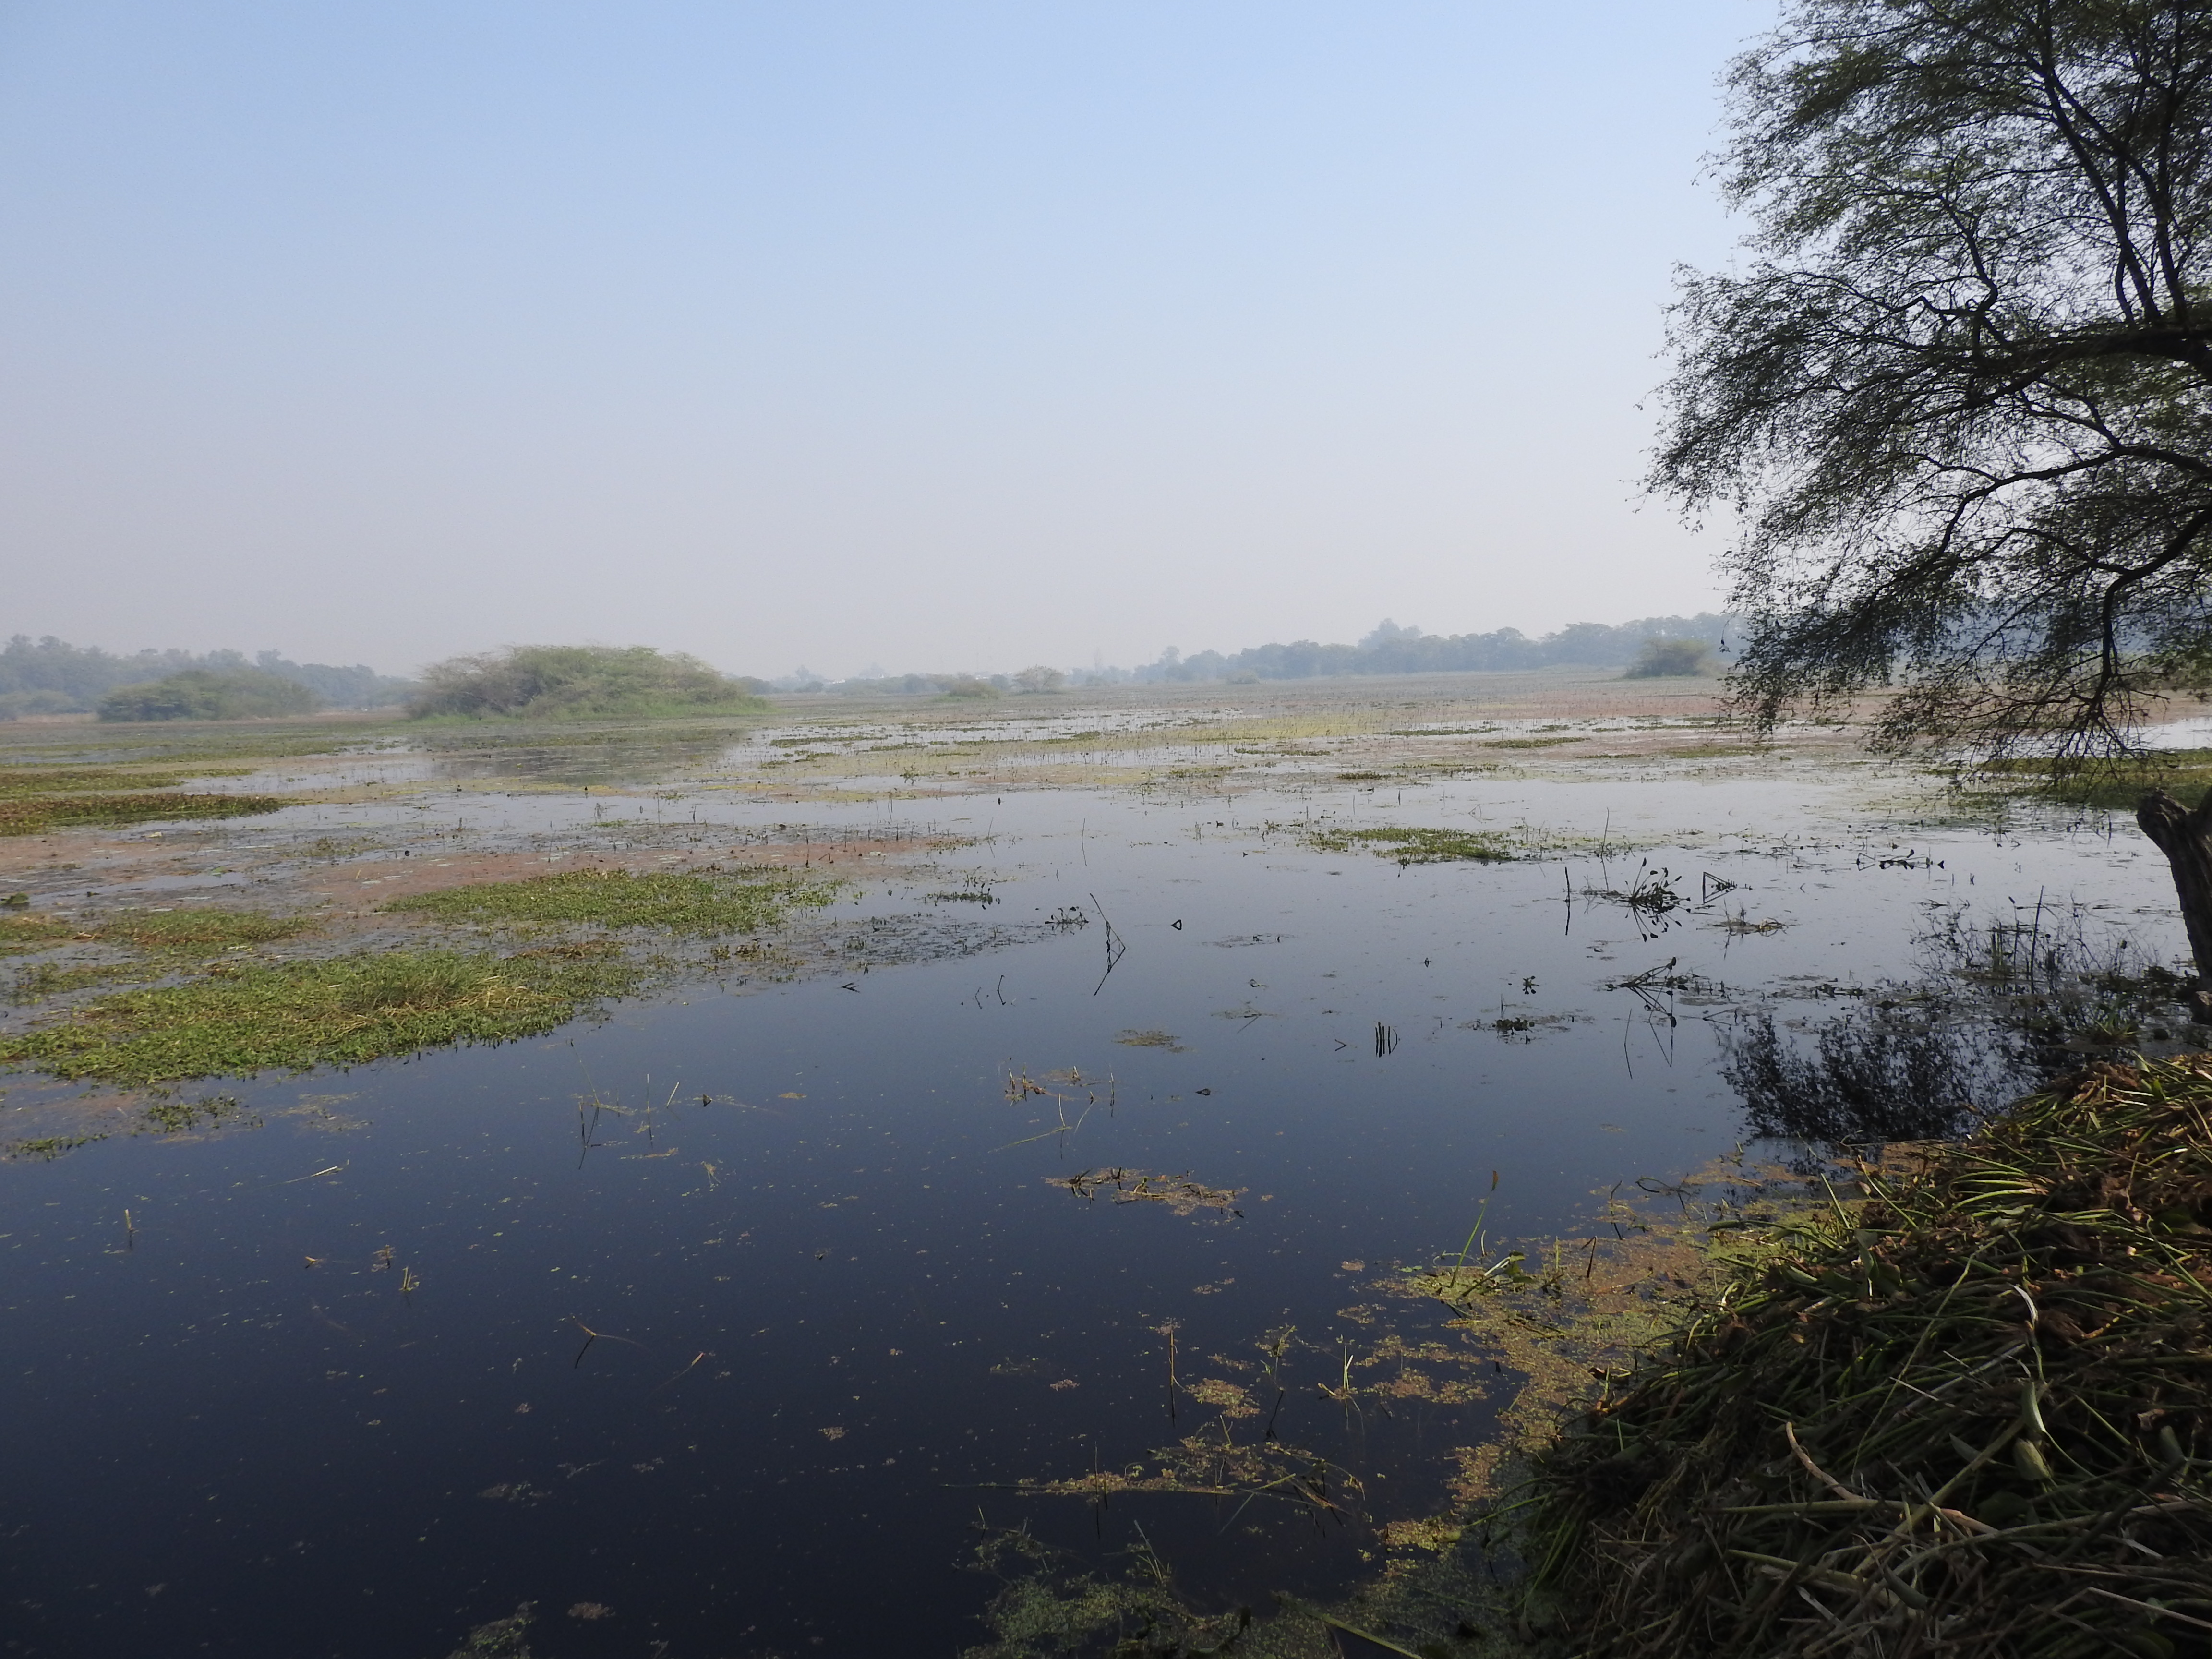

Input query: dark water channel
[0,771,2187,1657]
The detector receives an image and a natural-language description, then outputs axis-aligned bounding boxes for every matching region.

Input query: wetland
[0,668,2200,1658]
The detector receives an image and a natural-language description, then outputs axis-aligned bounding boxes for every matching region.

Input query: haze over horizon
[1,2,1751,679]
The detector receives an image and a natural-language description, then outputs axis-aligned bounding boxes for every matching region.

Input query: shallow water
[0,767,2186,1657]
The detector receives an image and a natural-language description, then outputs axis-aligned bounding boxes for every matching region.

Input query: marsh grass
[0,1133,109,1162]
[0,949,639,1083]
[0,791,289,835]
[1971,749,2212,809]
[96,908,316,950]
[0,765,258,798]
[1523,1056,2212,1659]
[8,960,145,1005]
[0,914,75,955]
[1301,825,1518,864]
[386,866,840,934]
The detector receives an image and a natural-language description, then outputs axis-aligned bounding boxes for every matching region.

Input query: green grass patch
[0,765,258,798]
[386,866,840,935]
[0,949,640,1084]
[9,961,143,1005]
[0,914,76,955]
[1480,736,1584,750]
[0,792,289,835]
[1972,750,2212,809]
[1303,825,1518,864]
[95,908,316,950]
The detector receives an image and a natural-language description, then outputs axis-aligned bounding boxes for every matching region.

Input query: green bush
[408,645,766,719]
[1623,637,1720,678]
[97,668,322,721]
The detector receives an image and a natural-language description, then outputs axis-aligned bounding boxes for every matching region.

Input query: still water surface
[0,770,2179,1656]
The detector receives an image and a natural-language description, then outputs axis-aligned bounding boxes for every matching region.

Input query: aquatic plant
[94,907,315,950]
[0,949,639,1083]
[1524,1055,2212,1658]
[386,866,840,935]
[1302,825,1517,864]
[0,791,289,835]
[0,764,258,798]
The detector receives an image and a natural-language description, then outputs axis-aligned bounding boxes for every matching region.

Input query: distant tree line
[799,617,1733,696]
[0,636,415,719]
[1103,614,1735,687]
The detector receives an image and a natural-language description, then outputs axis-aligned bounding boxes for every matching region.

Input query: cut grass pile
[386,866,840,935]
[1303,825,1518,864]
[1524,1055,2212,1659]
[0,949,638,1083]
[0,791,289,836]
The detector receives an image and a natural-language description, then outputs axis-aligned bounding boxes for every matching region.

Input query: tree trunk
[2136,789,2212,985]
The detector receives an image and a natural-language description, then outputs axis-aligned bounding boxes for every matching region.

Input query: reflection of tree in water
[1721,1010,2040,1145]
[1725,899,2201,1148]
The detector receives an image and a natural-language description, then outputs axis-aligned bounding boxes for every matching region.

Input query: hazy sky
[0,1,1758,679]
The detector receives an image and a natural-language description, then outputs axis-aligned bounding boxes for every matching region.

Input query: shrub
[97,669,321,721]
[1623,638,1720,678]
[1011,665,1067,694]
[408,645,766,720]
[939,676,1001,700]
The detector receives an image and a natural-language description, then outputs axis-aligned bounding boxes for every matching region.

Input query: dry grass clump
[1526,1055,2212,1659]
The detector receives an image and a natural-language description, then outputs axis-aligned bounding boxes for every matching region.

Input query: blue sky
[0,1,1761,677]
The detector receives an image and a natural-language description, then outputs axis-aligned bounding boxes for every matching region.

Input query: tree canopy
[408,646,766,720]
[1662,0,2212,769]
[97,668,322,722]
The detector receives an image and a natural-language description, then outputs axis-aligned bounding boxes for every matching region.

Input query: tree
[1011,665,1067,694]
[408,646,764,720]
[97,668,320,721]
[1659,0,2212,974]
[1625,638,1721,678]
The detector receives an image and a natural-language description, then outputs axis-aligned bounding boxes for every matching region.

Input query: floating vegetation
[1525,1056,2212,1659]
[0,764,257,797]
[0,950,640,1084]
[441,1602,537,1658]
[386,866,840,935]
[139,1094,250,1135]
[0,1133,107,1162]
[0,791,289,836]
[1112,1028,1187,1051]
[1045,1168,1244,1217]
[1302,825,1517,864]
[960,1526,1262,1659]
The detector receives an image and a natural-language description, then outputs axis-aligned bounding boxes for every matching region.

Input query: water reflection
[0,773,2194,1656]
[1721,1009,2036,1143]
